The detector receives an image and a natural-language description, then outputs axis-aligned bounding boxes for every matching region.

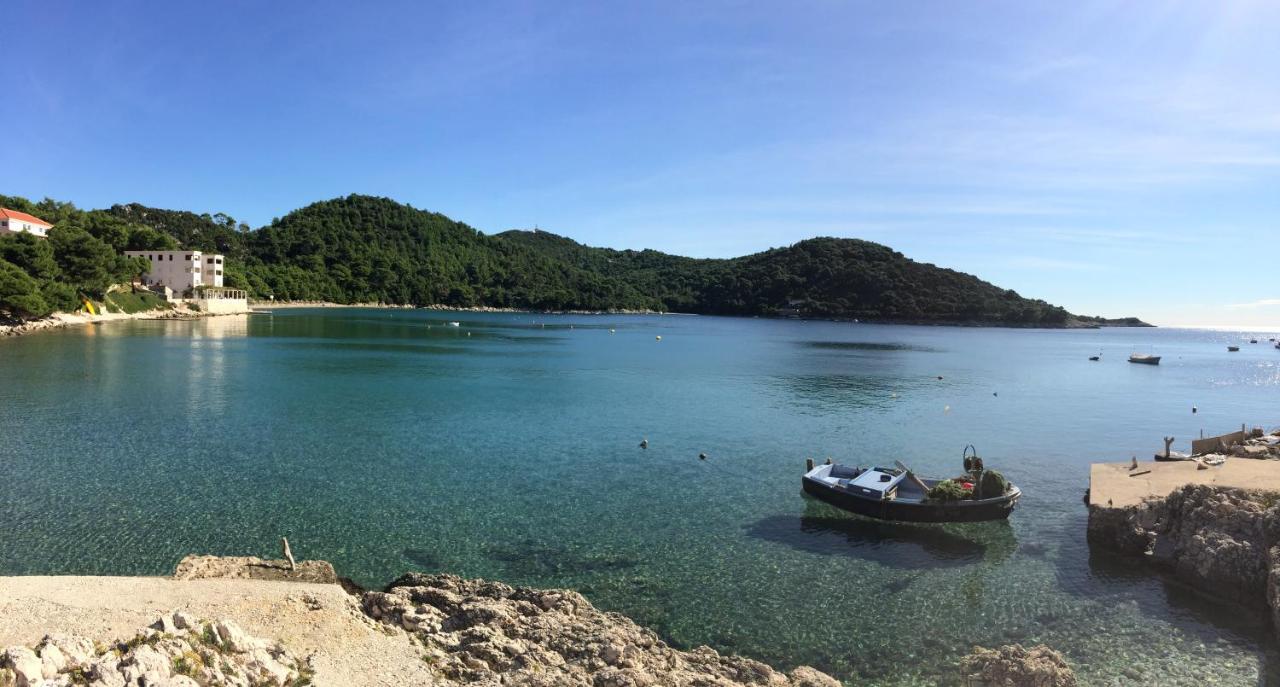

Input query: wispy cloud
[1227,298,1280,309]
[1007,256,1104,272]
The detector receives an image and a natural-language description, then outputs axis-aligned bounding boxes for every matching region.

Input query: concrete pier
[1089,460,1280,508]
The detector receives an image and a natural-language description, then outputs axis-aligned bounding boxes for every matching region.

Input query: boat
[447,321,461,327]
[1088,355,1100,361]
[1251,339,1258,344]
[1154,451,1193,462]
[801,457,1020,523]
[1228,346,1240,352]
[1128,353,1161,365]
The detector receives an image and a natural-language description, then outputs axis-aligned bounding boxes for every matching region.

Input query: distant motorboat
[447,321,461,327]
[1228,346,1240,352]
[1128,353,1161,365]
[1250,339,1258,344]
[1088,355,1100,361]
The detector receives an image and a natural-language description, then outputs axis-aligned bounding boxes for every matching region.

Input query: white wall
[0,219,51,237]
[124,251,204,296]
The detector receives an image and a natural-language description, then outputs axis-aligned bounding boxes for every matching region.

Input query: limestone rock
[1088,484,1280,639]
[960,644,1077,687]
[364,572,838,686]
[1,647,42,687]
[0,614,309,687]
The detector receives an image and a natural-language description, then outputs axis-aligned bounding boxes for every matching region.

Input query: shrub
[39,280,81,313]
[0,258,51,318]
[927,479,972,501]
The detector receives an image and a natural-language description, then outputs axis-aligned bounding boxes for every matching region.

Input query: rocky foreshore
[0,306,242,338]
[1088,483,1280,632]
[0,613,311,687]
[1,556,839,686]
[0,555,1084,686]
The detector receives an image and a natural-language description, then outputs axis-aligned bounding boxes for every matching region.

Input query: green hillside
[1,193,1147,327]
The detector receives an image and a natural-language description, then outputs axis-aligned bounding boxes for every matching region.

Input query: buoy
[639,439,648,449]
[699,452,708,460]
[655,336,662,341]
[993,392,998,397]
[944,405,951,413]
[1192,406,1198,414]
[937,375,943,380]
[610,329,615,334]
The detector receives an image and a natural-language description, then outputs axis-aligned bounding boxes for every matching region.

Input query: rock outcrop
[361,572,840,687]
[1230,428,1280,460]
[1088,484,1280,629]
[0,612,309,687]
[959,644,1077,687]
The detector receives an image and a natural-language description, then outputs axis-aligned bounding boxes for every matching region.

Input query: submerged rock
[959,644,1077,687]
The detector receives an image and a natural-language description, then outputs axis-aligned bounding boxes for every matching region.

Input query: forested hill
[1,193,1146,326]
[497,230,1095,326]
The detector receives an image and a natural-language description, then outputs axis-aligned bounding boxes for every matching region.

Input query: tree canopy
[1,192,1138,327]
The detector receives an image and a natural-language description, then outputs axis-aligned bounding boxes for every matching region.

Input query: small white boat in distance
[1128,353,1161,365]
[447,321,461,327]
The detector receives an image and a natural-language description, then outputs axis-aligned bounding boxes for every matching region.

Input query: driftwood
[281,537,296,571]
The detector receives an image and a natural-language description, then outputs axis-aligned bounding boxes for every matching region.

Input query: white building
[124,250,225,297]
[0,208,53,238]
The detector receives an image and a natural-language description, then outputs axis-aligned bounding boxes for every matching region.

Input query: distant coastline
[251,300,1154,328]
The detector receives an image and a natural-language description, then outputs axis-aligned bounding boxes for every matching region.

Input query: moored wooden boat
[1128,353,1160,365]
[801,462,1020,523]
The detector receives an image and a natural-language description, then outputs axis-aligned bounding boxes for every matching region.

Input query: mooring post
[806,458,815,471]
[281,537,296,571]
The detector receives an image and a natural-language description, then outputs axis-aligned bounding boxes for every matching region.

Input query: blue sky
[4,1,1278,326]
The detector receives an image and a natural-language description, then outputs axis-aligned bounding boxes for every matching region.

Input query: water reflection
[746,512,1000,569]
[801,340,939,353]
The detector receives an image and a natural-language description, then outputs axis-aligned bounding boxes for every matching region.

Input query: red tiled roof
[0,208,53,227]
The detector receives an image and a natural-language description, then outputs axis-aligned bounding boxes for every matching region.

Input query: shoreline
[252,300,1153,328]
[0,555,843,687]
[0,555,1075,686]
[0,307,245,338]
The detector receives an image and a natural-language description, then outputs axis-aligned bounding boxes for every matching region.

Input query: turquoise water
[2,310,1278,685]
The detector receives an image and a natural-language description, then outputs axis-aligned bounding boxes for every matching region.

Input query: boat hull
[802,475,1020,523]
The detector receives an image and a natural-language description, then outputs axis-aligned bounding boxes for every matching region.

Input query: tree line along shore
[1,193,1148,328]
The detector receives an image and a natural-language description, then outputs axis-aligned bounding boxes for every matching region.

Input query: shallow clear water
[2,310,1278,685]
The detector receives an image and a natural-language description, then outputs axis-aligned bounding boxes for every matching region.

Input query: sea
[2,309,1278,685]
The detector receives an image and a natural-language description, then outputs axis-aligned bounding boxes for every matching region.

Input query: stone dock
[1087,431,1280,642]
[1088,459,1280,508]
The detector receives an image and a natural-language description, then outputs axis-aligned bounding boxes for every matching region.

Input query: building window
[168,255,173,261]
[216,270,222,276]
[207,258,214,264]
